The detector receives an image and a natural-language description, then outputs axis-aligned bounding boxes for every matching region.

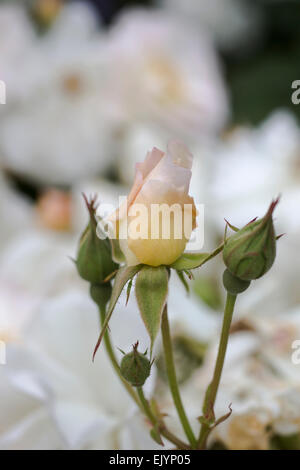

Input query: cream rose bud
[112,141,197,267]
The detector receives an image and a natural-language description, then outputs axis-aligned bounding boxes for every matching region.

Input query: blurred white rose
[189,110,300,313]
[207,110,300,232]
[161,0,262,53]
[163,305,300,449]
[211,308,300,449]
[0,3,35,98]
[0,2,116,185]
[0,289,160,449]
[105,9,229,138]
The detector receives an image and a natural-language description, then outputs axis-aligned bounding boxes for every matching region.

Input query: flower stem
[197,293,237,449]
[99,305,188,449]
[137,387,190,450]
[161,304,197,449]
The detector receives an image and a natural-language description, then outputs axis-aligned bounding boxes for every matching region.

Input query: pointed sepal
[93,265,141,360]
[135,266,168,355]
[150,423,164,447]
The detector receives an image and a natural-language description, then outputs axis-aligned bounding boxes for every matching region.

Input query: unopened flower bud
[76,195,117,283]
[120,342,151,387]
[223,199,279,281]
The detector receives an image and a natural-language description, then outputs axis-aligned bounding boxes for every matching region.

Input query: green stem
[99,305,140,407]
[161,305,197,449]
[137,388,190,450]
[99,305,188,449]
[197,293,237,449]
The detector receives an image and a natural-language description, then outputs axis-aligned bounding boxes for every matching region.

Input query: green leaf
[225,219,240,232]
[135,266,168,355]
[150,424,164,446]
[93,265,141,360]
[171,243,224,271]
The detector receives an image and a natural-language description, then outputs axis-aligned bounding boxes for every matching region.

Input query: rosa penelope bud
[110,141,197,267]
[76,195,117,283]
[223,199,279,281]
[120,342,151,387]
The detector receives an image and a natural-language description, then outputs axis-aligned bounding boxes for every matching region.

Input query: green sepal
[176,270,189,294]
[135,266,168,355]
[93,265,141,360]
[150,423,164,446]
[171,243,224,271]
[171,252,210,271]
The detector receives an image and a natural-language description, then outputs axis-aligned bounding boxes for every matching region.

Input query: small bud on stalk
[76,195,118,284]
[120,342,151,387]
[223,198,279,281]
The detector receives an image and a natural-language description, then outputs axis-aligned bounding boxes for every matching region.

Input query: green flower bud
[223,199,279,281]
[223,269,251,295]
[120,342,151,387]
[76,195,118,284]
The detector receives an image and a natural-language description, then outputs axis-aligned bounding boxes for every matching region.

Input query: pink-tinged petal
[136,147,165,180]
[112,147,164,227]
[111,141,196,266]
[144,146,193,192]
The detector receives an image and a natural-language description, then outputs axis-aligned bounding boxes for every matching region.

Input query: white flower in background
[189,110,300,314]
[207,110,300,233]
[0,2,116,185]
[0,223,78,365]
[160,0,262,52]
[162,306,300,450]
[210,308,300,449]
[0,3,35,98]
[0,289,160,450]
[106,9,229,138]
[0,230,80,298]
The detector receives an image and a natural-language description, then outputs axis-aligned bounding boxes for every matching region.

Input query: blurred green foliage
[270,432,300,450]
[225,0,300,125]
[193,276,223,312]
[156,335,207,384]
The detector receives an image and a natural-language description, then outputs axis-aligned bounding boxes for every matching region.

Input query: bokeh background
[0,0,300,450]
